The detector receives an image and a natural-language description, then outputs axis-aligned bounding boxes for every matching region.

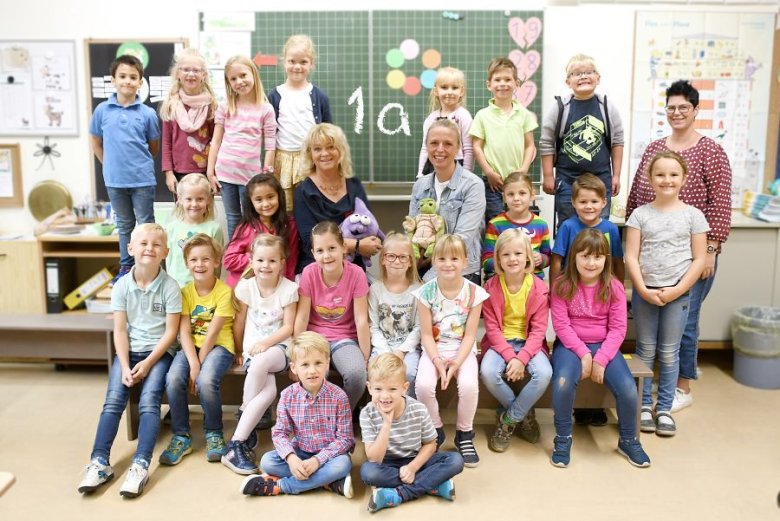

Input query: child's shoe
[205,430,227,462]
[323,474,353,499]
[655,411,676,437]
[245,428,258,452]
[488,414,516,452]
[257,408,274,430]
[640,407,656,433]
[573,408,591,425]
[671,388,693,413]
[221,440,259,475]
[109,265,132,287]
[77,457,114,494]
[427,479,456,501]
[617,437,651,468]
[240,474,281,496]
[516,408,541,443]
[368,487,402,513]
[551,435,572,468]
[455,430,479,468]
[590,408,608,427]
[119,460,149,498]
[159,434,192,466]
[435,427,446,450]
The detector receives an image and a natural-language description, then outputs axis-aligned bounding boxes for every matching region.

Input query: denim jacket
[409,164,485,280]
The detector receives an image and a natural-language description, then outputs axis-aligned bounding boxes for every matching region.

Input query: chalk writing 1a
[348,86,364,134]
[348,87,412,137]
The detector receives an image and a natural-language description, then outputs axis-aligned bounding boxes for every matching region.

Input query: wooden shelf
[42,251,119,258]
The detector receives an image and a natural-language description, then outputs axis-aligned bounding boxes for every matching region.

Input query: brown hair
[487,57,518,81]
[553,228,613,302]
[503,171,534,194]
[182,233,222,263]
[311,221,344,247]
[647,151,688,180]
[572,173,606,200]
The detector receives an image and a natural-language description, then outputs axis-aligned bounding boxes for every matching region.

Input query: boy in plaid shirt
[241,331,355,498]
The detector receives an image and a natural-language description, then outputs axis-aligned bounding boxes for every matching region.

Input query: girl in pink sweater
[549,228,650,469]
[479,228,551,453]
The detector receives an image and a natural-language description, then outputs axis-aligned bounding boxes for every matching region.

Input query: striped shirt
[214,102,276,185]
[482,212,551,279]
[360,397,437,459]
[271,380,354,465]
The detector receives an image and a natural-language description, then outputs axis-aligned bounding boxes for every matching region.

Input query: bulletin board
[200,10,544,184]
[0,40,79,136]
[630,11,776,206]
[85,38,187,201]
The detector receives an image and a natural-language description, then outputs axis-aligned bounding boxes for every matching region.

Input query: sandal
[655,411,676,437]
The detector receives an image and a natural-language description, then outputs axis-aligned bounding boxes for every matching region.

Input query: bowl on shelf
[93,222,116,236]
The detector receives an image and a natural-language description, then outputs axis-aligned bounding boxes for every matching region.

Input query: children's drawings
[508,16,543,49]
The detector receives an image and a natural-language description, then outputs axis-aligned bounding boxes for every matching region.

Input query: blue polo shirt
[89,94,160,188]
[111,266,182,354]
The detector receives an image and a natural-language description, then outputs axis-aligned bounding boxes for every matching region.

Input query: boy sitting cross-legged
[240,331,354,498]
[361,353,464,513]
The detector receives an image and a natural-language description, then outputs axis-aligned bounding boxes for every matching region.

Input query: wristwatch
[706,244,717,254]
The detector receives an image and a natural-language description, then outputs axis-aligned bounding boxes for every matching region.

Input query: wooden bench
[123,354,651,440]
[0,313,114,365]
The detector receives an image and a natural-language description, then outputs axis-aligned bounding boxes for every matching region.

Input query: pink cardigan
[480,274,549,365]
[223,216,299,287]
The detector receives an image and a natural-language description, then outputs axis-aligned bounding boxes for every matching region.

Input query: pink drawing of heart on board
[524,17,542,48]
[508,49,541,82]
[514,80,537,108]
[508,17,526,48]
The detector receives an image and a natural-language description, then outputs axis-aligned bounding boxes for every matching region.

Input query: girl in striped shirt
[207,55,276,241]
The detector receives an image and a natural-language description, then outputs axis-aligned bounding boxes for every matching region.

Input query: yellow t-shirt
[501,273,533,341]
[181,278,235,354]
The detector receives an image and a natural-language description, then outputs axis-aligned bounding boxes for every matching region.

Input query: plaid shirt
[271,380,354,465]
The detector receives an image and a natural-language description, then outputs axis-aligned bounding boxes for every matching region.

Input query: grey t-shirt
[626,204,709,287]
[360,397,437,459]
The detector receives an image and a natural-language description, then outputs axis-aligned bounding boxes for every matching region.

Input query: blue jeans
[260,448,352,495]
[480,342,552,423]
[91,351,173,464]
[554,174,611,228]
[679,258,718,380]
[166,346,235,434]
[105,186,156,267]
[483,176,505,223]
[633,290,690,412]
[219,181,246,241]
[360,452,464,502]
[551,341,638,439]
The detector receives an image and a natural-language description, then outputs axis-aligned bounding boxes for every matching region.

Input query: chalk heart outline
[509,49,540,82]
[514,81,537,108]
[508,17,526,48]
[524,17,543,48]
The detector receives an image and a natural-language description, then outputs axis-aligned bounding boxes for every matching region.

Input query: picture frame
[0,143,22,207]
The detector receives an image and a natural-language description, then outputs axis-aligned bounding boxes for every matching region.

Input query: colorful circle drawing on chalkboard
[386,70,406,90]
[403,76,422,96]
[400,39,420,60]
[386,49,405,68]
[421,49,441,69]
[116,42,150,69]
[420,69,437,89]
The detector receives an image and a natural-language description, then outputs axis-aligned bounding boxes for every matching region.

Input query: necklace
[315,176,344,196]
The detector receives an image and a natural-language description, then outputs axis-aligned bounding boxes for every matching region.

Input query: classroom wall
[0,1,776,235]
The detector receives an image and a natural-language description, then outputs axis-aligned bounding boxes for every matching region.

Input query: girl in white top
[223,234,298,475]
[625,151,708,438]
[368,232,422,396]
[413,234,488,468]
[417,67,473,178]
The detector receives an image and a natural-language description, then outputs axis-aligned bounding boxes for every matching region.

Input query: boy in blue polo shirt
[90,54,160,285]
[78,223,181,498]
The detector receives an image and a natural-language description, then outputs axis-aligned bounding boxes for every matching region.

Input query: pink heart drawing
[524,17,542,48]
[508,50,540,82]
[514,81,538,108]
[508,17,526,48]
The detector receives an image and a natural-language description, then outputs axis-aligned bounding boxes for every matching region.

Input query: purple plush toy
[339,197,385,267]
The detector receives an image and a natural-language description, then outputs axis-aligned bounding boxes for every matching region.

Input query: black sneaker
[516,408,541,444]
[617,437,651,468]
[590,408,608,427]
[221,440,258,475]
[435,427,446,450]
[488,415,515,453]
[455,430,479,468]
[322,474,353,499]
[245,428,258,452]
[573,409,592,425]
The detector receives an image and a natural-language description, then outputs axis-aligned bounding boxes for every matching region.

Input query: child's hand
[590,361,605,384]
[399,465,416,484]
[580,353,593,380]
[287,454,308,480]
[164,171,177,195]
[249,341,270,356]
[657,287,678,305]
[611,175,621,197]
[542,176,555,195]
[234,352,244,367]
[121,366,135,387]
[505,358,526,382]
[485,171,503,192]
[374,397,395,425]
[642,288,666,307]
[301,457,320,478]
[358,236,383,257]
[442,359,460,390]
[207,174,221,194]
[130,359,149,383]
[188,366,200,395]
[533,251,542,267]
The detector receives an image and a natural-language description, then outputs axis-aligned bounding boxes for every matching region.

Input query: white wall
[0,1,775,234]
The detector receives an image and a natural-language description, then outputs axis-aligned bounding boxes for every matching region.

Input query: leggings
[233,346,287,441]
[415,350,479,431]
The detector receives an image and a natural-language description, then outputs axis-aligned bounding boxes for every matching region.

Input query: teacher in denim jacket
[409,119,486,284]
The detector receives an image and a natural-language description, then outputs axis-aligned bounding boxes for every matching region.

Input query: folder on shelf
[63,268,112,310]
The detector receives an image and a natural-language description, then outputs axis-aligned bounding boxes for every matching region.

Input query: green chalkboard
[248,10,544,184]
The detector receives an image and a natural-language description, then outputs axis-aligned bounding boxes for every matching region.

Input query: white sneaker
[671,388,693,413]
[78,458,114,493]
[119,462,149,498]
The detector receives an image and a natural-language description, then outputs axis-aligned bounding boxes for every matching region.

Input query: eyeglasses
[567,70,597,78]
[180,67,204,75]
[384,253,411,263]
[665,104,694,115]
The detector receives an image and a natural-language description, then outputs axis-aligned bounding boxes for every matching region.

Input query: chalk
[442,11,464,21]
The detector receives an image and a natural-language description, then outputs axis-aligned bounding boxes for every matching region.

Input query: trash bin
[731,306,780,390]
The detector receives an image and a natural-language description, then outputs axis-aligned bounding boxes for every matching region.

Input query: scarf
[173,91,212,132]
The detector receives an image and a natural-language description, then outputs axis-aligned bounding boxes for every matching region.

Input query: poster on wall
[0,41,78,136]
[631,12,775,207]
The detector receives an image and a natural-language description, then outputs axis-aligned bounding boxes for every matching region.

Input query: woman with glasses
[626,80,732,413]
